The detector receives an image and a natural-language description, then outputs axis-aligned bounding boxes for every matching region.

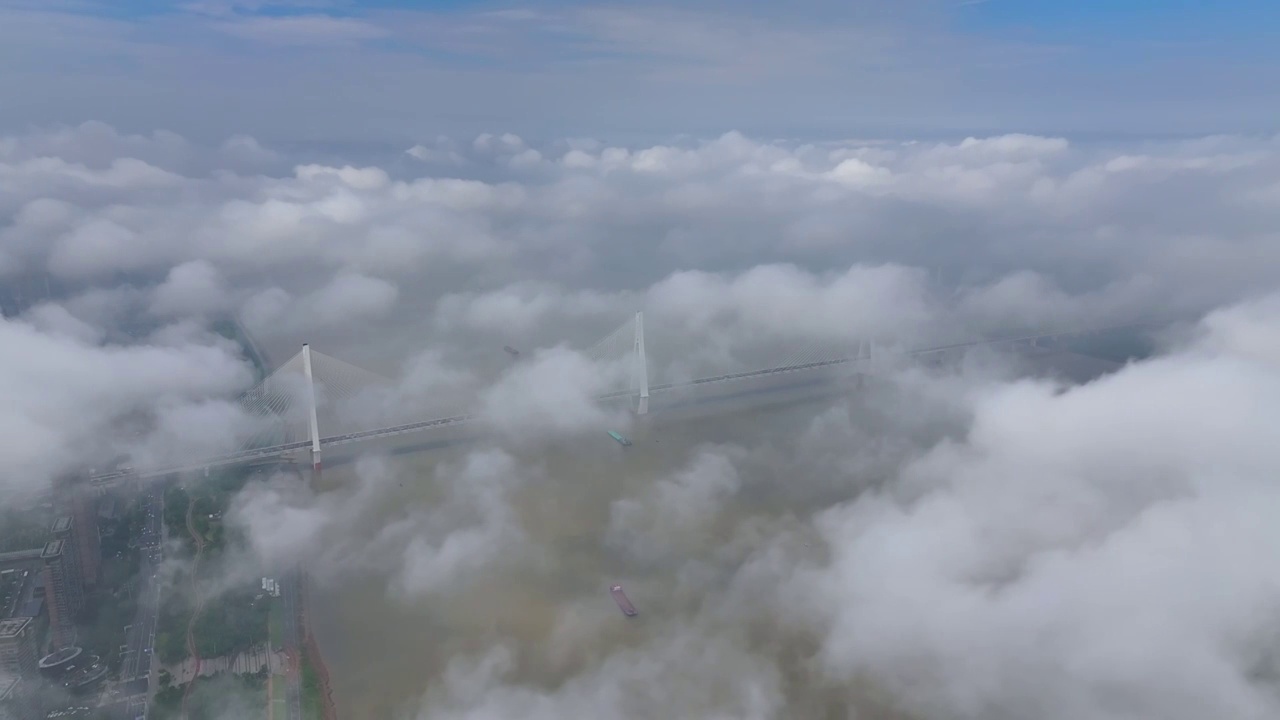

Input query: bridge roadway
[90,320,1156,484]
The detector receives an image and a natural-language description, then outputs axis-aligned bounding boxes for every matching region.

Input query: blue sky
[1,0,1276,143]
[97,0,1280,38]
[962,0,1280,36]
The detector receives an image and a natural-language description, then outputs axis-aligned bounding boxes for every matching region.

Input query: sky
[3,1,1280,719]
[2,0,1278,143]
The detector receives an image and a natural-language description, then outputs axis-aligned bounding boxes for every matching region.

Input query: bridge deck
[90,320,1163,483]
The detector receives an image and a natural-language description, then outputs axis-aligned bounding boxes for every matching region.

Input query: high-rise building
[67,495,99,591]
[50,512,96,595]
[49,477,100,593]
[0,618,37,678]
[40,541,82,648]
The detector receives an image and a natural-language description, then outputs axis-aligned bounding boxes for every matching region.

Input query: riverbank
[150,471,279,719]
[300,572,338,720]
[281,461,339,720]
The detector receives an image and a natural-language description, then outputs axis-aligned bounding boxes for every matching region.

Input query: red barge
[610,584,638,617]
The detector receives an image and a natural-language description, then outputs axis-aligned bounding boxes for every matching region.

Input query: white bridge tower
[301,343,322,481]
[632,311,650,415]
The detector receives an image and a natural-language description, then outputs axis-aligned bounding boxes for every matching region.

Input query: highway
[118,484,163,716]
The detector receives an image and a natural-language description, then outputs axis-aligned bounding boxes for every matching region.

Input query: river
[304,350,1121,718]
[304,395,872,718]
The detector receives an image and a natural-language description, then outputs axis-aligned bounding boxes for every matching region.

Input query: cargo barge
[610,584,638,617]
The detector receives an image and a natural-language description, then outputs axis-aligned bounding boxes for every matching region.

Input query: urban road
[90,318,1166,485]
[119,484,163,717]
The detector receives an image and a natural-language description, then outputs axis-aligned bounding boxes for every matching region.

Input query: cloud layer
[6,124,1278,352]
[226,294,1280,719]
[789,297,1280,720]
[3,122,1280,718]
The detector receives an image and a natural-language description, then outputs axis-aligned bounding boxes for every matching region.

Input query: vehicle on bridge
[607,431,632,447]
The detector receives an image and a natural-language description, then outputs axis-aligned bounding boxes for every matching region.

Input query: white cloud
[478,347,630,442]
[20,301,106,345]
[3,124,1277,349]
[240,273,399,337]
[646,263,936,342]
[433,282,632,339]
[2,122,1280,718]
[230,450,538,603]
[780,294,1280,720]
[272,293,1280,719]
[606,448,745,566]
[0,314,253,493]
[392,450,532,599]
[149,259,230,317]
[307,272,399,322]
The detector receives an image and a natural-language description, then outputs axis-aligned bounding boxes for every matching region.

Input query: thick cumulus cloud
[149,259,231,318]
[228,450,539,603]
[605,448,747,567]
[773,295,1280,720]
[477,346,633,442]
[3,124,1278,356]
[288,286,1280,717]
[5,123,1280,718]
[0,312,254,495]
[218,295,1280,719]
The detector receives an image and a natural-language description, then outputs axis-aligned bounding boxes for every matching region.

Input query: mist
[2,114,1280,719]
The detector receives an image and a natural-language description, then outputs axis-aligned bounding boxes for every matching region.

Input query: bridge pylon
[301,343,322,482]
[632,311,650,415]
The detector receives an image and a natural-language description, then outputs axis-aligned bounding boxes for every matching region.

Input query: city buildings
[0,619,37,678]
[67,497,99,592]
[0,568,38,628]
[49,476,100,593]
[39,540,82,649]
[0,477,115,719]
[49,516,93,602]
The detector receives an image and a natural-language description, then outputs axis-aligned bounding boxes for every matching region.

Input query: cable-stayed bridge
[90,313,1162,484]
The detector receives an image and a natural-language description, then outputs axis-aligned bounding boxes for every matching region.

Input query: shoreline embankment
[299,572,338,720]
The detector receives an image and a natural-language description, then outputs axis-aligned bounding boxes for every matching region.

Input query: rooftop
[50,517,72,535]
[0,618,31,640]
[61,656,106,693]
[40,540,63,560]
[38,647,81,669]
